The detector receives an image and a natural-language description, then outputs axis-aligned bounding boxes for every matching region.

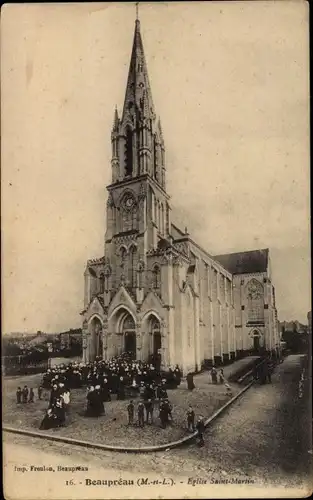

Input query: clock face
[124,196,135,208]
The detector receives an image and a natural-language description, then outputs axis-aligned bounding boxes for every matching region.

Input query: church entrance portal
[121,314,136,357]
[252,331,260,352]
[148,316,161,370]
[90,317,103,361]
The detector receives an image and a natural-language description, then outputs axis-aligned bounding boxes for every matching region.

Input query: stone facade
[80,18,280,374]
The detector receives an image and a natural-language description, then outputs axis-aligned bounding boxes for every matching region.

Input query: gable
[85,296,104,320]
[141,290,164,319]
[108,286,136,318]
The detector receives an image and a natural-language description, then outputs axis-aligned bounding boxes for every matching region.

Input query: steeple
[121,13,155,123]
[110,12,166,189]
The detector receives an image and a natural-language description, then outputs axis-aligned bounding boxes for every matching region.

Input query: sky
[1,1,310,333]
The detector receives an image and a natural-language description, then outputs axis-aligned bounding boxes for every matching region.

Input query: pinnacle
[112,106,119,131]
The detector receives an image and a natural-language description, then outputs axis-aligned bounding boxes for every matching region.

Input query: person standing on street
[159,399,167,429]
[211,366,218,384]
[37,385,43,400]
[144,399,154,424]
[28,388,35,403]
[22,385,29,404]
[127,400,134,425]
[16,387,22,404]
[186,405,195,432]
[186,372,195,391]
[196,416,205,447]
[138,401,145,428]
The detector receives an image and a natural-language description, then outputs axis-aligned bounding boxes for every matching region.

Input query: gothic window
[246,279,264,322]
[103,266,111,292]
[120,247,127,278]
[158,202,161,232]
[152,264,161,290]
[99,273,105,294]
[155,199,159,228]
[137,262,144,288]
[128,246,137,288]
[160,203,164,235]
[125,127,133,177]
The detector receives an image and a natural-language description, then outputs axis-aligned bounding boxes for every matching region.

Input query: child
[186,405,195,432]
[225,382,232,397]
[28,388,35,403]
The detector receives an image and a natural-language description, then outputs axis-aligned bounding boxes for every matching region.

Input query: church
[80,17,280,373]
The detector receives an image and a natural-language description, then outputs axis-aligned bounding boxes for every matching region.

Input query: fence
[2,355,49,376]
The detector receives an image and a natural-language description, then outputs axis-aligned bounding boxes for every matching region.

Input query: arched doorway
[90,316,103,361]
[147,315,161,369]
[121,314,136,356]
[252,330,261,352]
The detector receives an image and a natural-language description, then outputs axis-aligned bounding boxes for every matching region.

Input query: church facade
[80,18,279,373]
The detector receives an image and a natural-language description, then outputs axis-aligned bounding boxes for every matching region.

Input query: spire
[122,13,155,123]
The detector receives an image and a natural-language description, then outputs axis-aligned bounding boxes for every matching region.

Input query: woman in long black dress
[186,372,195,391]
[40,408,58,430]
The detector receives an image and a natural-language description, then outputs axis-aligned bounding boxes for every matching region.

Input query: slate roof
[213,249,269,275]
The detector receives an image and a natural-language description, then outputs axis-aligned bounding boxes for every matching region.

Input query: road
[3,355,312,499]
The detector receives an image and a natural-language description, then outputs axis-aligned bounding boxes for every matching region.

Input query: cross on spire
[136,2,139,21]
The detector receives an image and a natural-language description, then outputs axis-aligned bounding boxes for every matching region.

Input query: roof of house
[213,248,269,275]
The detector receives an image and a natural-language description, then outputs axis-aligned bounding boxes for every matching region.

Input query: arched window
[154,199,158,228]
[152,264,161,290]
[128,246,137,288]
[158,202,161,232]
[99,273,105,294]
[120,247,127,281]
[103,266,111,292]
[160,203,164,235]
[125,127,133,177]
[246,279,264,322]
[121,207,136,232]
[137,263,144,288]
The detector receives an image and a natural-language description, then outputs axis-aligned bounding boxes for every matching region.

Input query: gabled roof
[214,249,269,275]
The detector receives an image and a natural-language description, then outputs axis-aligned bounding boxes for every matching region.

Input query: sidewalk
[180,356,260,390]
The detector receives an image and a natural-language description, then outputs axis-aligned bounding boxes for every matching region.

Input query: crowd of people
[16,385,37,404]
[14,352,247,446]
[32,353,184,431]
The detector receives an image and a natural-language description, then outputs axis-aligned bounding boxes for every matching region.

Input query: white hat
[95,385,100,389]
